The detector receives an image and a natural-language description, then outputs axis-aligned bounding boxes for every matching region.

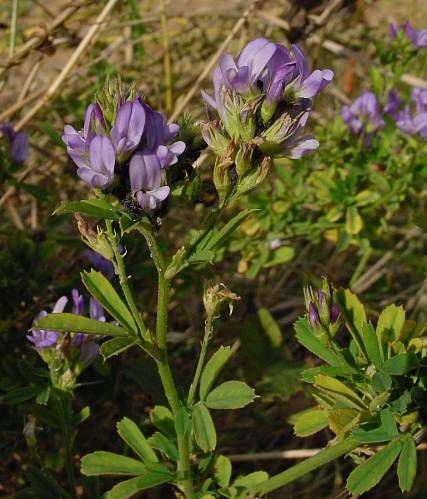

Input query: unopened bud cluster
[303,278,339,345]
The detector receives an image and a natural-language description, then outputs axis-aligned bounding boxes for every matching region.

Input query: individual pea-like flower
[111,98,145,158]
[0,123,29,163]
[259,98,319,159]
[76,135,115,188]
[27,295,68,350]
[129,150,170,210]
[341,91,384,147]
[303,278,339,345]
[143,104,186,168]
[62,103,105,169]
[261,43,333,121]
[389,21,427,49]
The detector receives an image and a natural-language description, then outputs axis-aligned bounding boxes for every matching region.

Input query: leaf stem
[253,436,359,495]
[187,315,214,406]
[105,220,148,340]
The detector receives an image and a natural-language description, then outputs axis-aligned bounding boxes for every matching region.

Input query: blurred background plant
[0,0,427,497]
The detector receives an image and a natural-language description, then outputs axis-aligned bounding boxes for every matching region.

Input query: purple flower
[143,104,186,168]
[71,289,84,315]
[76,135,115,188]
[70,298,103,365]
[260,99,319,158]
[264,44,333,103]
[393,88,427,139]
[111,98,145,157]
[84,249,115,280]
[384,90,402,118]
[62,103,105,169]
[411,87,427,113]
[389,21,427,49]
[129,150,170,210]
[341,91,384,137]
[27,296,68,350]
[1,124,29,162]
[219,38,277,95]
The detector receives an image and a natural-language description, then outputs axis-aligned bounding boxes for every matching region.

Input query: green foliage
[35,313,129,337]
[204,381,256,410]
[294,288,427,496]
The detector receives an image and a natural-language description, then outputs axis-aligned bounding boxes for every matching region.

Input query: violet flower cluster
[202,38,332,159]
[342,88,427,142]
[28,289,104,367]
[389,21,427,49]
[201,38,332,202]
[341,91,384,146]
[1,123,29,163]
[62,96,185,211]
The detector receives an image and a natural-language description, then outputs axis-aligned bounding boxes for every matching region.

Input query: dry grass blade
[13,0,121,132]
[169,0,264,122]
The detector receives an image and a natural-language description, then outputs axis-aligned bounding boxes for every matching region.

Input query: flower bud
[203,283,240,320]
[75,214,115,263]
[303,278,340,343]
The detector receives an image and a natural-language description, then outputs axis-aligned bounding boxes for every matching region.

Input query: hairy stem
[105,220,148,340]
[140,227,194,498]
[187,315,214,406]
[253,436,359,495]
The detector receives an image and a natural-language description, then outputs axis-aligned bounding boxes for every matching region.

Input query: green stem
[140,227,194,498]
[253,436,359,496]
[187,315,214,406]
[55,392,77,499]
[105,220,148,340]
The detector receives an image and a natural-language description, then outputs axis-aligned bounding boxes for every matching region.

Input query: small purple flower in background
[70,297,104,365]
[389,21,427,49]
[393,87,427,139]
[27,296,68,350]
[341,91,384,144]
[84,249,115,280]
[384,90,402,119]
[72,289,84,315]
[130,151,170,209]
[28,290,104,370]
[1,124,29,163]
[411,87,427,113]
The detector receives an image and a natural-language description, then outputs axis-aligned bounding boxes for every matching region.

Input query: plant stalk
[253,436,359,495]
[105,220,148,340]
[141,227,194,498]
[187,315,214,406]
